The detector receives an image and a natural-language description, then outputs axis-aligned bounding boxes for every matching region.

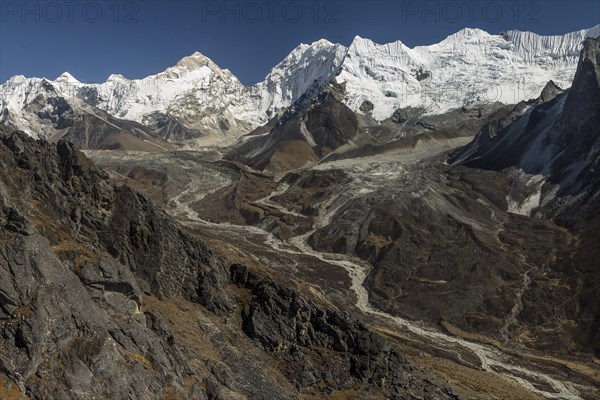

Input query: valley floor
[88,147,600,400]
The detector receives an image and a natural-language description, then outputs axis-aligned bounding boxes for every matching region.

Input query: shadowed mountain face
[453,37,600,223]
[59,110,176,151]
[227,87,359,174]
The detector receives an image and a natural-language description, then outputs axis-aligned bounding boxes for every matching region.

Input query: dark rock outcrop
[0,131,231,313]
[539,80,564,103]
[359,100,374,113]
[230,264,460,399]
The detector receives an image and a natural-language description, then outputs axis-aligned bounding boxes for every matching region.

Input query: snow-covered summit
[444,27,492,41]
[106,74,128,82]
[55,72,80,84]
[156,51,223,79]
[233,38,346,125]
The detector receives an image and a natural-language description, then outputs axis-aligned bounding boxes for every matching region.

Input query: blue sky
[1,0,599,84]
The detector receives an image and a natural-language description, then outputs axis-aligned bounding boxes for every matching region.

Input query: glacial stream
[169,171,584,400]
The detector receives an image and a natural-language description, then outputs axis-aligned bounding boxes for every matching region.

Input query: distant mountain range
[1,25,598,148]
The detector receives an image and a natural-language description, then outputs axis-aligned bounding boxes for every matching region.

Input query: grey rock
[232,265,458,399]
[359,100,374,113]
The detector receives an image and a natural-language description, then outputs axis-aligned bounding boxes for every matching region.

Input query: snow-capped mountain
[0,40,346,145]
[337,25,600,119]
[232,40,347,126]
[1,25,598,145]
[0,75,80,139]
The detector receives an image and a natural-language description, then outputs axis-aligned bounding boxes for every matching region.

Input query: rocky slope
[227,83,359,173]
[297,37,600,356]
[0,127,230,398]
[231,264,460,399]
[227,80,513,175]
[0,127,458,399]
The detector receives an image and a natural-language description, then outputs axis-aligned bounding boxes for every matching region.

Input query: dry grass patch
[50,239,102,272]
[122,349,153,370]
[0,378,27,400]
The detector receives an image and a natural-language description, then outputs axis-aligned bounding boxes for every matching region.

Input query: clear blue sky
[1,0,599,84]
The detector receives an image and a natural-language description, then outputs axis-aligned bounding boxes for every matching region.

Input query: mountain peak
[348,36,382,54]
[107,73,127,82]
[6,75,27,84]
[349,35,374,47]
[176,51,212,66]
[55,72,80,84]
[156,51,220,79]
[539,80,564,103]
[561,36,600,126]
[347,35,410,57]
[442,27,491,43]
[312,38,335,46]
[0,25,593,141]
